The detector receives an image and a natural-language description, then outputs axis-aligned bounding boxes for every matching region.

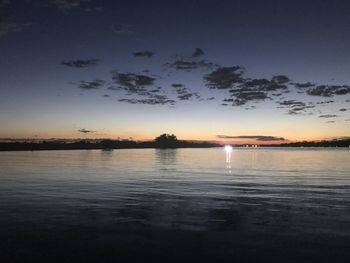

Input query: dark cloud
[279,100,306,107]
[177,93,193,100]
[204,66,244,90]
[192,48,205,58]
[319,114,338,118]
[307,85,350,97]
[133,51,155,58]
[243,76,289,91]
[339,108,347,112]
[204,69,292,106]
[316,100,334,105]
[293,82,316,89]
[217,135,286,141]
[103,94,111,98]
[78,129,96,134]
[77,79,106,90]
[228,90,269,106]
[207,97,215,100]
[111,71,157,93]
[62,59,100,68]
[271,75,290,84]
[172,83,202,101]
[118,96,175,105]
[278,100,315,115]
[111,71,176,105]
[325,121,335,123]
[166,59,217,71]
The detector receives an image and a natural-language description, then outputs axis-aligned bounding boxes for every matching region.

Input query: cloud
[111,71,176,105]
[171,83,183,88]
[204,66,244,90]
[118,96,175,105]
[307,85,350,97]
[217,135,286,141]
[78,129,96,134]
[277,100,316,115]
[319,114,338,118]
[0,17,32,38]
[49,0,98,12]
[110,24,134,35]
[111,71,157,93]
[292,82,316,89]
[172,83,202,101]
[192,48,205,58]
[339,108,347,112]
[206,73,291,106]
[242,75,290,91]
[228,90,269,106]
[61,59,100,68]
[325,121,335,124]
[166,59,217,71]
[77,79,106,90]
[133,51,155,58]
[316,100,334,105]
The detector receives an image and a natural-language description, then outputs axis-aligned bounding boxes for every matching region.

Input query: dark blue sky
[0,0,349,142]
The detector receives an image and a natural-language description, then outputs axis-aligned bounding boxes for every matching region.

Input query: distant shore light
[224,145,233,152]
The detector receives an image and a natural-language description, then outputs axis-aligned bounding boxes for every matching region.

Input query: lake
[0,148,349,262]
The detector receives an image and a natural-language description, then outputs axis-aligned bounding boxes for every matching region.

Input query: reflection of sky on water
[0,148,350,260]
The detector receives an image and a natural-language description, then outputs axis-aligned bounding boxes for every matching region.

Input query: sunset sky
[1,0,349,144]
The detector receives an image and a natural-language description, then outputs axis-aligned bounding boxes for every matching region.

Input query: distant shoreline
[0,139,349,151]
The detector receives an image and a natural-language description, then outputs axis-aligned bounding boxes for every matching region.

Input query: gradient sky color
[0,0,349,143]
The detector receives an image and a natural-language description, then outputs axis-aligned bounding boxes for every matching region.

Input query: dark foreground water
[0,148,349,262]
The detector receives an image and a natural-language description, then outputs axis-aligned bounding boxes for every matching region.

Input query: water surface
[0,148,349,262]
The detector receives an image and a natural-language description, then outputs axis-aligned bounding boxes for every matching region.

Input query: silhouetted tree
[154,133,179,148]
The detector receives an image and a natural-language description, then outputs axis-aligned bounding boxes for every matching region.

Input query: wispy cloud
[0,17,32,38]
[319,114,338,118]
[172,83,202,101]
[133,51,155,58]
[49,0,100,13]
[78,128,96,134]
[77,79,106,90]
[118,96,175,105]
[62,59,100,68]
[217,135,286,141]
[192,48,205,58]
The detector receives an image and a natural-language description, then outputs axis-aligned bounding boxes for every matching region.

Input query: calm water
[0,148,350,262]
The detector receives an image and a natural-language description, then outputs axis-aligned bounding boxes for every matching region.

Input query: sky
[0,0,350,144]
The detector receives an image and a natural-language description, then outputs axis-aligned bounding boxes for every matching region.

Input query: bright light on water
[224,145,232,168]
[224,145,233,152]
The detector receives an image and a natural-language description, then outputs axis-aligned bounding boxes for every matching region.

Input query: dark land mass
[1,134,350,151]
[262,138,350,148]
[0,133,219,151]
